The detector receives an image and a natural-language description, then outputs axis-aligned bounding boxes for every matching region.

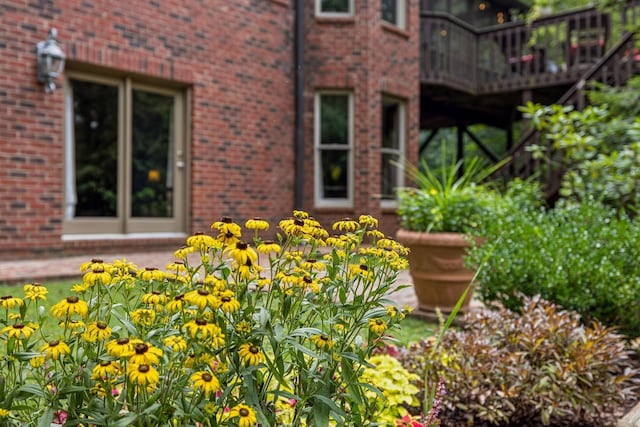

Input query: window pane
[321,0,350,13]
[382,102,400,149]
[382,0,398,24]
[320,95,349,145]
[381,152,400,199]
[71,80,118,217]
[131,90,174,218]
[321,149,348,198]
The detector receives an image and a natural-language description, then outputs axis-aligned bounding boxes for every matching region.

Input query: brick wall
[0,0,296,259]
[0,0,419,259]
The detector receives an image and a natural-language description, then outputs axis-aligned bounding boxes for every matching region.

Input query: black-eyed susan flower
[300,276,319,293]
[300,258,325,272]
[279,217,309,237]
[71,282,90,293]
[83,321,112,343]
[310,334,334,350]
[163,335,187,352]
[0,409,9,418]
[225,241,258,266]
[190,370,220,398]
[91,360,121,380]
[0,295,23,310]
[174,245,196,260]
[106,337,137,358]
[187,232,222,251]
[129,342,163,365]
[138,267,165,282]
[257,240,281,254]
[23,283,48,301]
[51,296,88,319]
[235,321,252,334]
[245,217,269,231]
[332,217,360,232]
[80,258,111,273]
[366,229,385,240]
[368,318,388,335]
[219,290,240,314]
[131,308,156,327]
[184,318,223,342]
[238,343,265,366]
[29,355,45,368]
[59,319,85,332]
[141,291,168,306]
[184,288,220,310]
[166,294,185,313]
[83,264,112,286]
[349,264,374,280]
[128,363,159,386]
[111,258,138,278]
[211,217,242,244]
[41,339,71,360]
[228,403,258,427]
[2,323,35,340]
[358,214,379,228]
[386,305,398,318]
[234,258,262,280]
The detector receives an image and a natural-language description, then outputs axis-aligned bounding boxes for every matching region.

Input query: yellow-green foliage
[362,354,421,426]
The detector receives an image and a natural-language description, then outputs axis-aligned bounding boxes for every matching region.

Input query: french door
[64,73,187,235]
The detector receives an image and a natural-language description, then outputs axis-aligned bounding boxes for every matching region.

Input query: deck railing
[421,2,640,93]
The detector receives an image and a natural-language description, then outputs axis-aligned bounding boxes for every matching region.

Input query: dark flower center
[67,296,79,303]
[239,408,250,417]
[250,345,260,354]
[197,289,210,296]
[202,372,213,382]
[138,364,150,373]
[221,216,233,223]
[135,343,149,354]
[49,340,60,347]
[196,318,207,326]
[97,321,108,329]
[14,323,24,329]
[117,338,130,345]
[236,241,248,250]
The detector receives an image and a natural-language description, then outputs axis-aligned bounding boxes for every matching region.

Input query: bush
[396,296,640,427]
[466,201,640,337]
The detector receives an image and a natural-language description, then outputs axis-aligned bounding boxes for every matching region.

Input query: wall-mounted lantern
[36,28,65,93]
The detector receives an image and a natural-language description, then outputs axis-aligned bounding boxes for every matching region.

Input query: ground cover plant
[394,296,640,427]
[0,212,420,426]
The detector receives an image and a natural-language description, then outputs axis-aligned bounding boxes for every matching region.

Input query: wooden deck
[420,2,640,129]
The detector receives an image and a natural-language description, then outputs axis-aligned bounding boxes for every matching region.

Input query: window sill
[382,21,410,39]
[269,0,289,6]
[315,15,356,25]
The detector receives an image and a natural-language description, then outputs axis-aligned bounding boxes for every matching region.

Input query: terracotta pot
[396,229,478,316]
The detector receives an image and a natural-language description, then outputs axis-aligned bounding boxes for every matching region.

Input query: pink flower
[52,410,68,425]
[395,414,424,427]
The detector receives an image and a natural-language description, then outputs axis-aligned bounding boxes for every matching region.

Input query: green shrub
[396,296,640,427]
[466,201,640,337]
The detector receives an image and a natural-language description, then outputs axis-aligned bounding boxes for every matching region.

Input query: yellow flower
[332,218,360,232]
[279,217,310,237]
[184,288,220,310]
[131,308,156,327]
[138,267,165,282]
[92,360,122,380]
[211,217,242,244]
[190,370,220,398]
[141,291,168,306]
[71,282,90,293]
[59,319,85,331]
[128,363,159,386]
[174,245,196,260]
[106,337,137,358]
[0,409,9,417]
[228,403,258,427]
[358,214,379,229]
[51,296,88,319]
[225,241,258,266]
[129,342,163,365]
[166,294,186,313]
[257,240,281,254]
[41,340,71,360]
[83,321,112,343]
[164,335,187,352]
[2,323,35,340]
[238,343,265,366]
[219,290,240,314]
[369,318,388,335]
[184,319,224,344]
[300,258,325,272]
[29,355,45,368]
[187,232,222,251]
[83,264,112,286]
[349,264,374,280]
[310,334,334,350]
[0,295,23,310]
[386,306,398,318]
[245,217,270,231]
[23,283,48,301]
[111,258,138,278]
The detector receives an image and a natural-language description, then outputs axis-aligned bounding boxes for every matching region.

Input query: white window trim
[381,97,405,209]
[315,0,354,18]
[314,91,354,208]
[382,0,407,30]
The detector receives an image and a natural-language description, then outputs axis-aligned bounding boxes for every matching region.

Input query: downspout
[294,0,304,209]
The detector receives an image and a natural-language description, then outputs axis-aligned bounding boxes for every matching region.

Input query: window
[315,92,353,207]
[316,0,353,16]
[380,97,405,207]
[64,73,187,235]
[381,0,407,29]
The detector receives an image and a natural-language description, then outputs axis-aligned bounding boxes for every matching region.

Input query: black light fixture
[36,28,65,93]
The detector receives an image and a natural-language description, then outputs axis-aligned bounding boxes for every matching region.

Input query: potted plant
[396,156,503,320]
